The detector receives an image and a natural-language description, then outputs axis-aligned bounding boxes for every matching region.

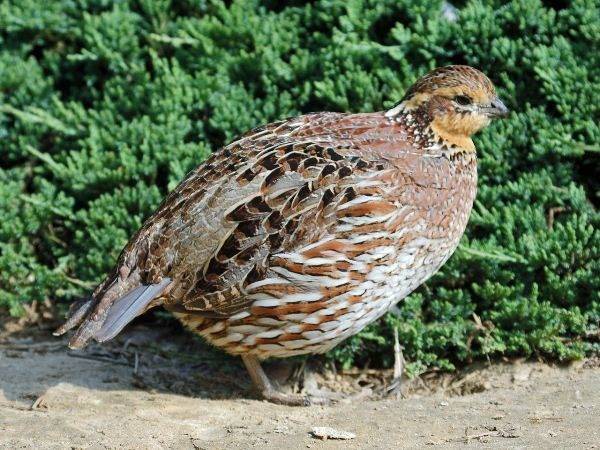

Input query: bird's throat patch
[431,117,477,152]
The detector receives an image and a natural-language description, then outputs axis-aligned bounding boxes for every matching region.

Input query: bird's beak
[485,97,510,118]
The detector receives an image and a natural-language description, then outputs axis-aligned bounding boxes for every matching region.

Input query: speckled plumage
[172,112,478,358]
[56,65,508,402]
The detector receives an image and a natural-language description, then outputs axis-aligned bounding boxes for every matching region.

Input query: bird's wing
[59,112,417,347]
[160,112,419,316]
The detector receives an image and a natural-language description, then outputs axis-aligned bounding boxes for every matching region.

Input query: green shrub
[1,0,598,373]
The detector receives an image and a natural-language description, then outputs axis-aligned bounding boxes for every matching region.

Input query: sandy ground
[0,324,598,449]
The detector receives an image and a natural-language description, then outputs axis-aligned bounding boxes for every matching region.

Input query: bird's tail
[54,270,172,349]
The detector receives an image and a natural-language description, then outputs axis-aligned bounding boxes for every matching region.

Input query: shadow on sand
[0,321,268,405]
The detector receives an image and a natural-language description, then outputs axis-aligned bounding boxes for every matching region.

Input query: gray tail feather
[54,273,172,349]
[94,277,172,342]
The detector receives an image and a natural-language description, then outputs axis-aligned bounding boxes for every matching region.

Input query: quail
[56,65,509,405]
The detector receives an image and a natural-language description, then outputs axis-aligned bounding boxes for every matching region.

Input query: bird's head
[386,65,509,151]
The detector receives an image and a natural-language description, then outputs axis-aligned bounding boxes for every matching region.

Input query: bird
[55,65,509,405]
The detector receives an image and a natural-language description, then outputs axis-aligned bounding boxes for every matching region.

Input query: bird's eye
[454,95,472,106]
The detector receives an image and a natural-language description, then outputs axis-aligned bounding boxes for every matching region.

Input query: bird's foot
[260,385,372,406]
[242,355,373,406]
[242,355,333,406]
[379,376,403,399]
[260,388,332,406]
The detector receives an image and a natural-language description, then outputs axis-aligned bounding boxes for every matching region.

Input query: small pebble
[311,426,356,440]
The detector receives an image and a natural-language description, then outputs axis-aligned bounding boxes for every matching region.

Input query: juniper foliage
[1,0,598,373]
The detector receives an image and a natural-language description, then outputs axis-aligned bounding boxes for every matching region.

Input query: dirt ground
[1,323,598,449]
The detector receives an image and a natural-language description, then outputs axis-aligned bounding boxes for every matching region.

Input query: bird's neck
[385,101,477,159]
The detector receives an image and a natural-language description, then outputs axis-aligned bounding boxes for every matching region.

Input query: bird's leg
[382,327,405,398]
[241,355,330,406]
